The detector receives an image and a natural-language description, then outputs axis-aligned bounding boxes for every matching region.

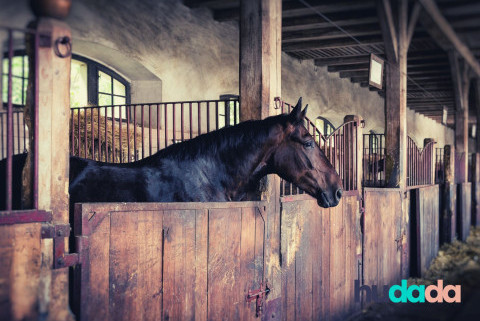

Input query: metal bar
[164,103,168,149]
[97,106,101,161]
[70,110,74,155]
[215,101,219,130]
[156,104,160,152]
[84,108,87,158]
[104,107,108,162]
[207,102,210,133]
[181,103,184,142]
[173,103,176,144]
[16,111,20,154]
[149,104,152,156]
[189,102,193,139]
[91,108,94,160]
[134,105,137,160]
[127,106,131,162]
[119,106,122,162]
[6,30,13,210]
[141,105,144,159]
[112,106,115,162]
[198,103,201,136]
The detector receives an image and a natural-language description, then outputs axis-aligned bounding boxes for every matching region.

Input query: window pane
[113,96,125,106]
[2,58,8,75]
[113,79,125,96]
[99,93,112,106]
[70,59,88,107]
[2,75,7,103]
[98,71,112,94]
[11,56,24,77]
[12,77,23,105]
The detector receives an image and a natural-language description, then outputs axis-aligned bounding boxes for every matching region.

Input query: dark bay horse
[1,98,343,209]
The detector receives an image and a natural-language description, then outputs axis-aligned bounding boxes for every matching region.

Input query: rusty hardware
[54,36,72,58]
[41,223,80,269]
[246,281,270,317]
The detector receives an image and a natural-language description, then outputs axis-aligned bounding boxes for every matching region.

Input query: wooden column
[239,0,282,318]
[35,18,73,321]
[377,0,418,188]
[449,51,470,183]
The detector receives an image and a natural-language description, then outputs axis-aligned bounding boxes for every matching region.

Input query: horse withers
[0,97,342,210]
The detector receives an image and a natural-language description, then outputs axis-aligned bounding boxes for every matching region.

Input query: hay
[70,108,142,162]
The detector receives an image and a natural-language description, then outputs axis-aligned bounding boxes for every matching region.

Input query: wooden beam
[183,0,238,9]
[419,0,480,77]
[282,11,377,32]
[406,2,422,47]
[340,71,369,78]
[376,0,399,63]
[327,63,369,72]
[282,24,381,43]
[314,55,371,66]
[282,0,375,18]
[282,35,384,52]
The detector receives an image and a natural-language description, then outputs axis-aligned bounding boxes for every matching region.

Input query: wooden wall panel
[0,223,42,321]
[75,202,265,321]
[364,189,405,293]
[280,193,361,321]
[414,185,440,276]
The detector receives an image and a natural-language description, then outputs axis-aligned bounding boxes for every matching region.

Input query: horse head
[270,98,343,208]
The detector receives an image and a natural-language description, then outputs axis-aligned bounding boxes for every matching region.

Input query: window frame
[2,50,28,109]
[72,54,131,106]
[315,116,335,137]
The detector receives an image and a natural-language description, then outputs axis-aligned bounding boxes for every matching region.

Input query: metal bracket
[41,223,79,269]
[246,281,270,317]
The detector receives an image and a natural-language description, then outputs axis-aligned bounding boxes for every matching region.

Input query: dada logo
[389,280,461,303]
[355,279,461,303]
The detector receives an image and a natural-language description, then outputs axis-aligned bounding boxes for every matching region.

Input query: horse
[0,98,343,210]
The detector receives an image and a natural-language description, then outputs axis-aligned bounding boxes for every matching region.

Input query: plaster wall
[0,0,454,148]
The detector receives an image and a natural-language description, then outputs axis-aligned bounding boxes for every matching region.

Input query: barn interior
[1,0,480,320]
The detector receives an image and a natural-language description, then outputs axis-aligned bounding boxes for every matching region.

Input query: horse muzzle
[316,188,342,208]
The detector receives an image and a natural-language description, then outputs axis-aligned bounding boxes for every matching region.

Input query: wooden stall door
[363,189,408,295]
[280,193,362,321]
[74,202,266,321]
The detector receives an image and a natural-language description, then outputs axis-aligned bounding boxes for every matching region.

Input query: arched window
[2,52,130,111]
[314,116,335,138]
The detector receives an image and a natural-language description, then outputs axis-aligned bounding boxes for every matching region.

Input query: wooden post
[239,0,282,318]
[441,145,456,244]
[449,51,470,184]
[344,115,364,191]
[377,0,418,188]
[35,18,73,321]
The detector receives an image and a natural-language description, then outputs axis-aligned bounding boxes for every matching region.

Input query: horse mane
[150,113,289,161]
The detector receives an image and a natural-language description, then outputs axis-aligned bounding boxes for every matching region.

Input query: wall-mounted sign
[369,53,384,89]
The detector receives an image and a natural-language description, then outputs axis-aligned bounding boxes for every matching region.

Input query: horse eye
[303,141,314,149]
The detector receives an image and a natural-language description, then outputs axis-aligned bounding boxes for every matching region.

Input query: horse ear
[301,105,308,120]
[290,97,303,123]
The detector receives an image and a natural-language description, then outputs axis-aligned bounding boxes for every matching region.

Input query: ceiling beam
[327,63,369,72]
[282,35,384,52]
[314,55,371,66]
[282,24,380,43]
[282,0,375,18]
[419,0,480,77]
[339,71,369,78]
[282,11,377,31]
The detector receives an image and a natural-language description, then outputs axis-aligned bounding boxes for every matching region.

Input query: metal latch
[246,281,270,317]
[41,223,79,269]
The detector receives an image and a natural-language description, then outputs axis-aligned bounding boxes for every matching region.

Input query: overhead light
[471,125,476,138]
[442,106,447,125]
[369,53,384,90]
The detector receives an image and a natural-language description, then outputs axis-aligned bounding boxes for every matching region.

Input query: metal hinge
[246,281,270,317]
[41,223,81,269]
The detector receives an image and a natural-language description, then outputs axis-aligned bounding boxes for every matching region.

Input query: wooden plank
[82,213,110,321]
[330,203,345,320]
[0,225,14,321]
[183,210,196,320]
[207,208,242,320]
[137,211,163,321]
[194,209,208,321]
[311,201,322,319]
[239,207,257,320]
[321,205,331,320]
[295,203,313,321]
[109,212,139,321]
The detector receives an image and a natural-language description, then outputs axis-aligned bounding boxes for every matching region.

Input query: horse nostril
[335,188,343,201]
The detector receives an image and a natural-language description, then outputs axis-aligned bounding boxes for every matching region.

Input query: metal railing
[407,137,435,187]
[435,147,444,184]
[363,133,386,187]
[277,99,360,195]
[0,110,27,159]
[70,99,240,162]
